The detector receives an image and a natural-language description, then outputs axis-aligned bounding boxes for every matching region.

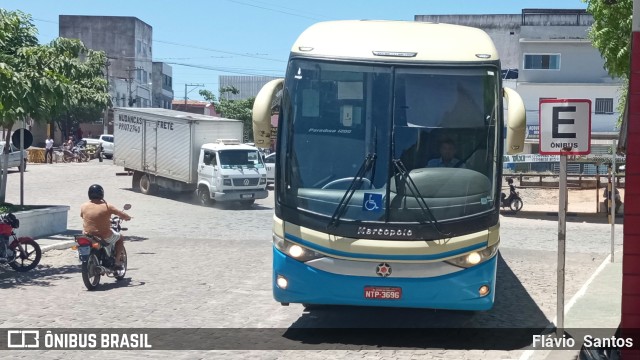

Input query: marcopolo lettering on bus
[539,99,591,155]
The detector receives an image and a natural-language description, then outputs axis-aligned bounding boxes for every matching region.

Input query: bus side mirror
[503,87,526,155]
[252,78,284,150]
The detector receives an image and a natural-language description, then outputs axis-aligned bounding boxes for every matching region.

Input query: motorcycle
[62,141,90,163]
[74,204,131,290]
[0,213,42,272]
[500,184,523,212]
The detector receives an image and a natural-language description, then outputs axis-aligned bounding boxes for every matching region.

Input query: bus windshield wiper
[328,153,377,228]
[392,159,451,237]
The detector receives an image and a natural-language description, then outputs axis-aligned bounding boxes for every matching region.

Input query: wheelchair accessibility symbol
[363,193,382,212]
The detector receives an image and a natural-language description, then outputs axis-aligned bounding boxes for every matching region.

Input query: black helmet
[88,184,104,200]
[2,213,19,228]
[507,178,514,184]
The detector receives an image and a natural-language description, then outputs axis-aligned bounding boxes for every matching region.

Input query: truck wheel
[139,174,156,195]
[132,172,142,191]
[198,187,212,206]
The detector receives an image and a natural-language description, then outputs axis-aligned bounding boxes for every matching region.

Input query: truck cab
[196,139,268,208]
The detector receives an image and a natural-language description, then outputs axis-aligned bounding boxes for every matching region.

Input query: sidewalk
[35,230,78,253]
[520,254,623,360]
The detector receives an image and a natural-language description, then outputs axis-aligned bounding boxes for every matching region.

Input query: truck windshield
[218,150,265,169]
[279,59,500,223]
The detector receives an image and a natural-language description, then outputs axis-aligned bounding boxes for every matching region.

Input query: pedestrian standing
[45,136,54,164]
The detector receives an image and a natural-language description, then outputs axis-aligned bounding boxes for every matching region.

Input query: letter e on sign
[539,99,591,155]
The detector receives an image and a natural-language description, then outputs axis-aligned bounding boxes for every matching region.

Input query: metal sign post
[20,120,24,206]
[538,98,591,334]
[610,139,617,263]
[557,152,568,332]
[11,127,33,207]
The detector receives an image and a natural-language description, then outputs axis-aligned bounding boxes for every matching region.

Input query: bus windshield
[279,59,500,223]
[218,150,265,169]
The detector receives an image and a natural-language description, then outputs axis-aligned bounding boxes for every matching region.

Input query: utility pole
[103,58,112,134]
[184,83,204,109]
[125,67,141,107]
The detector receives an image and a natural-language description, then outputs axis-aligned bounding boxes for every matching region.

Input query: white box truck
[113,108,268,207]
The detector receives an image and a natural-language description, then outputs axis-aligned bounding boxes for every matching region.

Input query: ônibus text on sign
[538,99,591,155]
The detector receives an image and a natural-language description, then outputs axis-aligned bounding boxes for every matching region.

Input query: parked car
[81,138,101,147]
[264,152,276,185]
[0,141,28,171]
[98,134,114,159]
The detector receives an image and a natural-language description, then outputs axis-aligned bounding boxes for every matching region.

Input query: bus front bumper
[272,248,497,311]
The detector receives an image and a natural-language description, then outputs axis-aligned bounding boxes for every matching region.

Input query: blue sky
[3,0,587,101]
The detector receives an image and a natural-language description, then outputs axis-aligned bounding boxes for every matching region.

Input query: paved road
[0,161,624,359]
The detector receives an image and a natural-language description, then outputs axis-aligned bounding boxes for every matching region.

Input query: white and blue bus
[252,20,526,310]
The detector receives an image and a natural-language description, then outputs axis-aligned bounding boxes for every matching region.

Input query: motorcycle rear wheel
[9,239,41,272]
[114,247,127,280]
[510,197,523,212]
[82,253,101,290]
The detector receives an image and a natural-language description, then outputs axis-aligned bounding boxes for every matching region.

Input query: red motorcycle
[0,213,42,272]
[73,204,131,290]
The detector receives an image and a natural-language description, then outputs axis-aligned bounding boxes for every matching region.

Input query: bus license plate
[241,194,253,199]
[364,286,402,300]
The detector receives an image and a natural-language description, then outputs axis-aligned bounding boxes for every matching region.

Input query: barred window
[595,98,613,114]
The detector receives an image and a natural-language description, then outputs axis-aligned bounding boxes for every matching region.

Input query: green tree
[0,9,109,203]
[584,0,633,124]
[585,0,633,78]
[46,38,110,139]
[199,88,256,142]
[0,9,39,131]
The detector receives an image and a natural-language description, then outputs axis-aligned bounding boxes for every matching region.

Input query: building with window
[59,15,158,109]
[152,62,174,109]
[171,100,219,116]
[415,9,623,174]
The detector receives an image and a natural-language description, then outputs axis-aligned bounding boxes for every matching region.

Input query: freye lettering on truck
[156,121,174,130]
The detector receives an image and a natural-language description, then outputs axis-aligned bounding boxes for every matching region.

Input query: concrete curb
[39,240,76,253]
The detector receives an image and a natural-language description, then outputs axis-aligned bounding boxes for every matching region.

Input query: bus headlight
[445,242,499,268]
[273,235,325,262]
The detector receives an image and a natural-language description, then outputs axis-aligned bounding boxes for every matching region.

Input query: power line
[242,0,331,19]
[165,61,284,77]
[32,17,57,24]
[224,0,324,21]
[31,17,286,63]
[154,39,285,63]
[155,55,233,60]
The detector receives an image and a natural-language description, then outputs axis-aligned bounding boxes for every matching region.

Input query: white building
[416,9,623,174]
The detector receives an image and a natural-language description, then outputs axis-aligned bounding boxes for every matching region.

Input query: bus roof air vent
[372,51,417,57]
